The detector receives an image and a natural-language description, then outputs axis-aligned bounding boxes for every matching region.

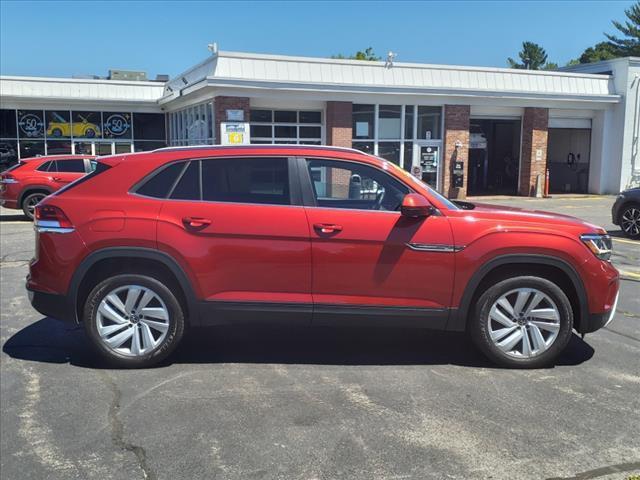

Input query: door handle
[52,177,63,182]
[182,216,212,230]
[313,223,343,234]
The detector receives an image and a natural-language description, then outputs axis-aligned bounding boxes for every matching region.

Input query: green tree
[578,42,619,64]
[605,0,640,56]
[331,47,381,61]
[507,41,554,70]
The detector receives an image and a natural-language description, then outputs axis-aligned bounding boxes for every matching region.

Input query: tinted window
[36,161,53,172]
[55,159,85,172]
[136,162,185,198]
[0,109,17,138]
[133,113,165,140]
[307,159,408,211]
[170,161,200,200]
[202,157,289,205]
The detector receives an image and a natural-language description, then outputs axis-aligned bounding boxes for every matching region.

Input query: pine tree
[605,1,640,57]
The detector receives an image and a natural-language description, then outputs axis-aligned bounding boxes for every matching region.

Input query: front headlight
[580,233,612,261]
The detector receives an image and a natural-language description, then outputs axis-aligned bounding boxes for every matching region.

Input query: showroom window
[0,108,167,161]
[352,104,442,171]
[249,109,322,144]
[168,102,214,146]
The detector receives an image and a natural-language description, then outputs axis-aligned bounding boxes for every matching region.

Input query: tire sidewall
[470,276,574,368]
[83,274,184,368]
[22,192,46,219]
[620,203,640,239]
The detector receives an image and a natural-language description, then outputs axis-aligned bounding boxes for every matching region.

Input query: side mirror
[401,194,433,218]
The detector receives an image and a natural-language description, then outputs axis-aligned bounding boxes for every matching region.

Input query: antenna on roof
[207,42,218,55]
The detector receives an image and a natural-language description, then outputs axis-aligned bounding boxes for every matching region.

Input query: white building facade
[1,50,638,197]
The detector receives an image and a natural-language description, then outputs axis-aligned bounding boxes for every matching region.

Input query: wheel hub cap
[487,287,561,359]
[96,285,170,357]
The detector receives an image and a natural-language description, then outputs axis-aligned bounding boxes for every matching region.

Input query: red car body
[25,145,619,366]
[0,155,95,215]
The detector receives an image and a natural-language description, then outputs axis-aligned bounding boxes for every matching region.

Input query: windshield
[380,158,460,210]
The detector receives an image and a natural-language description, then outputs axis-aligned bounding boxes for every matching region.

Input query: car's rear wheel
[619,203,640,239]
[470,276,573,368]
[22,192,47,219]
[83,274,185,368]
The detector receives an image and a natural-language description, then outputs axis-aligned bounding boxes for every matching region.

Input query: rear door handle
[313,223,343,234]
[182,216,212,230]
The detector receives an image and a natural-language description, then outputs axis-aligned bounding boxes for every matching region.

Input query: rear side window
[170,161,200,200]
[36,161,53,172]
[55,159,86,173]
[135,162,185,198]
[201,157,290,205]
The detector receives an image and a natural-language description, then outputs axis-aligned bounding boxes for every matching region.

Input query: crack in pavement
[98,371,157,480]
[545,460,640,479]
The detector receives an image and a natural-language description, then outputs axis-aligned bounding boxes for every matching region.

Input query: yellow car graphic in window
[47,113,101,138]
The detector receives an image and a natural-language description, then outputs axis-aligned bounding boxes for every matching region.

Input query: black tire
[21,192,47,219]
[619,203,640,239]
[51,128,62,137]
[469,276,573,368]
[83,274,185,368]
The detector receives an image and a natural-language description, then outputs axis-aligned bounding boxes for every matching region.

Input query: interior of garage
[467,119,521,196]
[547,128,591,194]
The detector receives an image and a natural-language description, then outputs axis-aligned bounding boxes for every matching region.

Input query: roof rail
[153,143,364,155]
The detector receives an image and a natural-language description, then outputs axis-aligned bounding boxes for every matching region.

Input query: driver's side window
[306,159,409,211]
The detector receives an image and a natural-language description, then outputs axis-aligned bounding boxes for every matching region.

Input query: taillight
[0,174,19,184]
[34,204,74,233]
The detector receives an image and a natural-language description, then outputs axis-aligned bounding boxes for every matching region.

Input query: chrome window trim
[406,243,464,253]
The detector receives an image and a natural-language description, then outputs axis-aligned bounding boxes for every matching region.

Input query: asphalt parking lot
[1,197,639,480]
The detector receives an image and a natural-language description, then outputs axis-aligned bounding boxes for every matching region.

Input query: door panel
[305,208,455,309]
[157,202,312,304]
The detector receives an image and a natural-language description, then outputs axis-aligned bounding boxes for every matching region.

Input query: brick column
[519,107,549,196]
[213,96,250,144]
[326,101,352,147]
[443,105,470,199]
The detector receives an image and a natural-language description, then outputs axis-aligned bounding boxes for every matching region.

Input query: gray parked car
[612,187,640,239]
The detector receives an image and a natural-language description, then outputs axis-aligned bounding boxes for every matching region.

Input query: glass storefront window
[18,110,45,139]
[352,141,374,155]
[115,143,133,154]
[299,111,321,124]
[0,140,18,169]
[74,142,93,155]
[249,109,322,144]
[134,141,167,152]
[72,111,102,138]
[103,112,132,139]
[251,125,272,138]
[274,125,296,138]
[19,140,45,159]
[274,111,297,123]
[378,105,401,140]
[404,106,414,139]
[0,109,17,138]
[133,113,165,140]
[45,111,71,138]
[417,106,442,140]
[403,143,414,172]
[378,142,401,165]
[250,110,272,122]
[352,104,374,139]
[46,141,72,155]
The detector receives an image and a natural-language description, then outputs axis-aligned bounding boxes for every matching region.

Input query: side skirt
[197,301,451,330]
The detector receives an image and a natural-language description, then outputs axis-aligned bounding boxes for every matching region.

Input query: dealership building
[0,50,638,198]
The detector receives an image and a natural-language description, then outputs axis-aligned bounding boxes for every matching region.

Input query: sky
[0,0,634,79]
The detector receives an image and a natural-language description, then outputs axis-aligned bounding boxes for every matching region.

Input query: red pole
[545,168,550,197]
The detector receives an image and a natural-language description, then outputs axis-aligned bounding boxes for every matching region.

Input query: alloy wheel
[25,194,46,217]
[621,207,640,237]
[487,288,561,359]
[96,285,170,357]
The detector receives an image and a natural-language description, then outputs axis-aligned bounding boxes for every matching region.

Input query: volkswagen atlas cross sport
[26,145,620,368]
[0,155,96,219]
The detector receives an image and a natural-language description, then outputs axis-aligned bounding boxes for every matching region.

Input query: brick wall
[326,101,352,147]
[519,107,549,196]
[213,96,250,144]
[443,105,470,199]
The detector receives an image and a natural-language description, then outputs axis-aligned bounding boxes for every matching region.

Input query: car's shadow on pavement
[0,213,29,222]
[3,317,595,369]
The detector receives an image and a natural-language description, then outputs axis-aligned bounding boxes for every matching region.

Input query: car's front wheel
[619,203,640,239]
[83,274,185,368]
[469,276,573,368]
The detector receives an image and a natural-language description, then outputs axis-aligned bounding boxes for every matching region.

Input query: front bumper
[582,290,619,334]
[27,286,75,323]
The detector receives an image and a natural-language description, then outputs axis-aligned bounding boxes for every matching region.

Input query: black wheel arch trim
[447,254,590,333]
[68,247,199,324]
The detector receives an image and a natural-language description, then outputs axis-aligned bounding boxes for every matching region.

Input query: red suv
[0,155,96,219]
[26,146,619,368]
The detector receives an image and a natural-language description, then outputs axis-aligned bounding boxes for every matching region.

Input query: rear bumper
[27,285,76,323]
[0,198,19,209]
